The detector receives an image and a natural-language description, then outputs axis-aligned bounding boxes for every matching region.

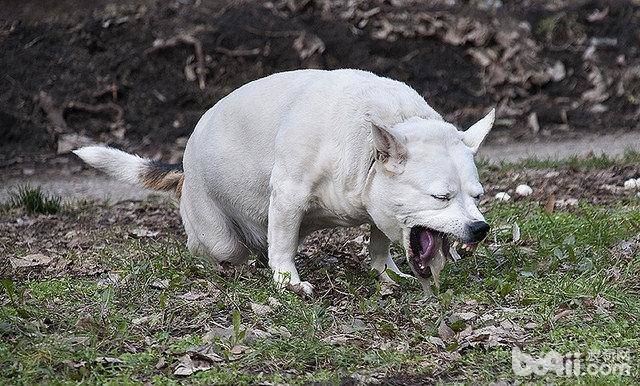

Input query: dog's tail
[73,146,184,199]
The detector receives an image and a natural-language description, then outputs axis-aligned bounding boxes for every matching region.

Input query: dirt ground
[1,0,639,168]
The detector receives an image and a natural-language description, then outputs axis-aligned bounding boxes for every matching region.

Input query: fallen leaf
[229,345,250,355]
[427,336,445,348]
[9,253,53,268]
[65,360,86,369]
[544,194,556,214]
[267,296,281,308]
[459,322,527,348]
[97,273,120,288]
[178,291,207,301]
[95,356,124,365]
[512,223,521,242]
[438,321,455,342]
[149,279,169,289]
[250,302,272,316]
[174,345,223,376]
[155,356,167,370]
[552,309,573,322]
[452,312,477,321]
[130,228,159,238]
[379,281,395,296]
[266,326,292,338]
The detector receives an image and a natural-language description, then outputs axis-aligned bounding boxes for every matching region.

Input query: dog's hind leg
[370,224,412,283]
[180,181,249,264]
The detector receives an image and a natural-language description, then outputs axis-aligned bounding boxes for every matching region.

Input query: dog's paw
[272,272,314,297]
[287,281,314,297]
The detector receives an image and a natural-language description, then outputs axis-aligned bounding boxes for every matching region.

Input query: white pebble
[623,179,638,190]
[495,192,511,201]
[515,184,533,196]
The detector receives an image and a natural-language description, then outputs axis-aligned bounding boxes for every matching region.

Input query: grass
[8,185,61,214]
[478,149,640,172]
[1,159,639,384]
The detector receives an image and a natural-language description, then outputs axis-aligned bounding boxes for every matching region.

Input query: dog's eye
[431,194,450,201]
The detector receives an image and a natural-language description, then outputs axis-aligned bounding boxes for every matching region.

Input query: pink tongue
[419,229,435,261]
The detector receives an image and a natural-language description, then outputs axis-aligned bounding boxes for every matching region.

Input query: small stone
[515,184,533,197]
[623,179,637,190]
[494,192,511,201]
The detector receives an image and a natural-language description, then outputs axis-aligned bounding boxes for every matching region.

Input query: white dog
[75,69,493,295]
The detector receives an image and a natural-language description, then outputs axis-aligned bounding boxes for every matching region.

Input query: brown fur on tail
[139,161,185,199]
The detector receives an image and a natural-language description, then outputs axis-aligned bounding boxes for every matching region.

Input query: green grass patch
[478,149,640,172]
[1,160,639,383]
[9,185,61,214]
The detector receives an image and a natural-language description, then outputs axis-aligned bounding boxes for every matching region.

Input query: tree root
[35,91,126,153]
[64,101,124,129]
[36,91,69,135]
[145,27,212,90]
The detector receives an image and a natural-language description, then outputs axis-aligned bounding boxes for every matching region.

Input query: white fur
[73,146,148,184]
[463,108,495,153]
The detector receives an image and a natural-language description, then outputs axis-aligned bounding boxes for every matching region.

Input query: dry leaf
[544,194,556,214]
[427,336,445,348]
[155,356,167,370]
[552,309,573,322]
[10,253,53,268]
[150,279,169,289]
[250,302,272,316]
[178,291,207,301]
[452,312,477,321]
[459,322,527,348]
[95,356,124,365]
[130,228,159,238]
[266,326,292,339]
[230,345,250,355]
[438,321,455,342]
[512,223,521,242]
[267,296,281,308]
[174,345,223,376]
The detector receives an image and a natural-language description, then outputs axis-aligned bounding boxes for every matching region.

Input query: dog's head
[365,110,494,278]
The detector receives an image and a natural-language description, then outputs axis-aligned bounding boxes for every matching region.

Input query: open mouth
[408,226,479,278]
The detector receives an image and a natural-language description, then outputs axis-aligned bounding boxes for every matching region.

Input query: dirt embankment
[1,0,639,165]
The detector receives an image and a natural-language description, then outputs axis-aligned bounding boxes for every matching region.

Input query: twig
[214,46,261,57]
[64,101,124,128]
[145,27,213,90]
[92,84,118,101]
[241,25,299,38]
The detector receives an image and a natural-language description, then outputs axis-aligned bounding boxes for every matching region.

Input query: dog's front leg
[370,224,412,283]
[267,185,314,296]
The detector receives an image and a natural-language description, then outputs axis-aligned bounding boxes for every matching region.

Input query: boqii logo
[512,347,632,377]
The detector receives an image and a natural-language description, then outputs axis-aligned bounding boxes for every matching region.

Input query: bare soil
[1,0,639,166]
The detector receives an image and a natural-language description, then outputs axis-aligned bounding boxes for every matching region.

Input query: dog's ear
[369,115,408,174]
[463,108,495,154]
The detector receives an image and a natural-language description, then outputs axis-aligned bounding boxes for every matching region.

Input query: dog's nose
[468,221,490,242]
